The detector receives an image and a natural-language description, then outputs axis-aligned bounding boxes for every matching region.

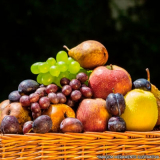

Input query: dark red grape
[60,77,70,86]
[31,102,41,113]
[48,93,59,104]
[80,87,93,98]
[23,121,33,134]
[76,72,88,83]
[29,93,39,103]
[69,79,81,90]
[1,115,19,134]
[18,79,39,95]
[57,92,67,103]
[20,95,31,107]
[32,111,41,120]
[8,90,21,102]
[32,115,52,133]
[108,116,126,132]
[106,93,126,116]
[45,84,58,94]
[66,98,75,107]
[39,97,50,109]
[35,87,47,97]
[81,84,87,87]
[133,78,151,91]
[62,85,72,96]
[70,90,82,101]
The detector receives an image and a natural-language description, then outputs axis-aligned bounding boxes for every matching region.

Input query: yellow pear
[64,40,108,69]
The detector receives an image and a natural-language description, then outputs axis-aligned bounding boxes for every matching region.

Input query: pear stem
[63,45,70,51]
[146,68,150,82]
[110,64,113,70]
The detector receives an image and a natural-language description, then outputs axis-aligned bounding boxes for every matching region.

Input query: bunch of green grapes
[30,51,90,87]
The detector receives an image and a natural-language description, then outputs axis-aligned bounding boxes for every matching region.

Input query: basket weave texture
[1,131,160,160]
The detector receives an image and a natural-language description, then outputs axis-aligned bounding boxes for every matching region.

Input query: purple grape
[8,90,21,102]
[32,111,41,120]
[106,93,126,116]
[57,92,67,103]
[45,84,58,94]
[31,102,41,113]
[23,121,33,134]
[69,79,81,90]
[20,95,31,107]
[70,90,82,102]
[66,98,75,107]
[39,97,50,109]
[60,77,70,86]
[80,87,93,98]
[108,116,126,132]
[35,87,47,97]
[62,85,72,96]
[48,93,59,104]
[76,72,88,83]
[1,115,19,134]
[32,115,52,133]
[29,93,40,103]
[81,84,88,87]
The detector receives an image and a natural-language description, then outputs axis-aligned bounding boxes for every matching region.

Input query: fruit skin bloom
[121,89,158,132]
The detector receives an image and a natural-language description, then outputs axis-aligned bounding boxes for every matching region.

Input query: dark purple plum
[106,93,126,116]
[133,78,151,91]
[1,115,19,134]
[8,90,21,102]
[23,121,33,134]
[108,116,126,132]
[32,115,52,133]
[18,79,39,95]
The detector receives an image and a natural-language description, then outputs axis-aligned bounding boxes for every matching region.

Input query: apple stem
[63,45,70,51]
[110,64,113,70]
[146,68,150,82]
[112,88,115,93]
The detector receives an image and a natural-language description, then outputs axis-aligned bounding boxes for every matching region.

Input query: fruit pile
[1,40,160,135]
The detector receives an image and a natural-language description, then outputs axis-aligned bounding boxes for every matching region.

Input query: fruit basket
[1,131,160,160]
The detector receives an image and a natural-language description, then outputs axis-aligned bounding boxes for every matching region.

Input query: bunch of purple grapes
[8,72,93,120]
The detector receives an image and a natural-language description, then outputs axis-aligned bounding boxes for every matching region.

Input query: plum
[108,116,126,132]
[32,115,52,133]
[8,90,21,102]
[133,78,151,91]
[1,115,19,134]
[18,79,39,95]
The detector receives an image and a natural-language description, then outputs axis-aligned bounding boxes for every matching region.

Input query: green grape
[56,51,68,62]
[41,72,54,85]
[54,77,61,87]
[67,57,74,65]
[46,57,56,66]
[57,61,68,72]
[37,73,44,84]
[59,71,70,79]
[49,65,60,77]
[38,62,49,73]
[31,62,41,74]
[68,61,80,74]
[68,73,76,80]
[78,67,88,75]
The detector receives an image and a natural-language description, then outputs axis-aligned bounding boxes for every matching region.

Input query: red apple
[88,65,132,100]
[76,98,111,132]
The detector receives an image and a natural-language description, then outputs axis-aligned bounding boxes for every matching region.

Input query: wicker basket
[1,131,160,160]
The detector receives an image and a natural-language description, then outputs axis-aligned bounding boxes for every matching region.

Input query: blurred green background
[1,0,160,102]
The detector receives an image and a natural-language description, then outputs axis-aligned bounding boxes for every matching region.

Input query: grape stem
[146,68,150,82]
[63,45,70,51]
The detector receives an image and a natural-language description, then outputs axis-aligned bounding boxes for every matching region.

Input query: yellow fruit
[121,89,158,131]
